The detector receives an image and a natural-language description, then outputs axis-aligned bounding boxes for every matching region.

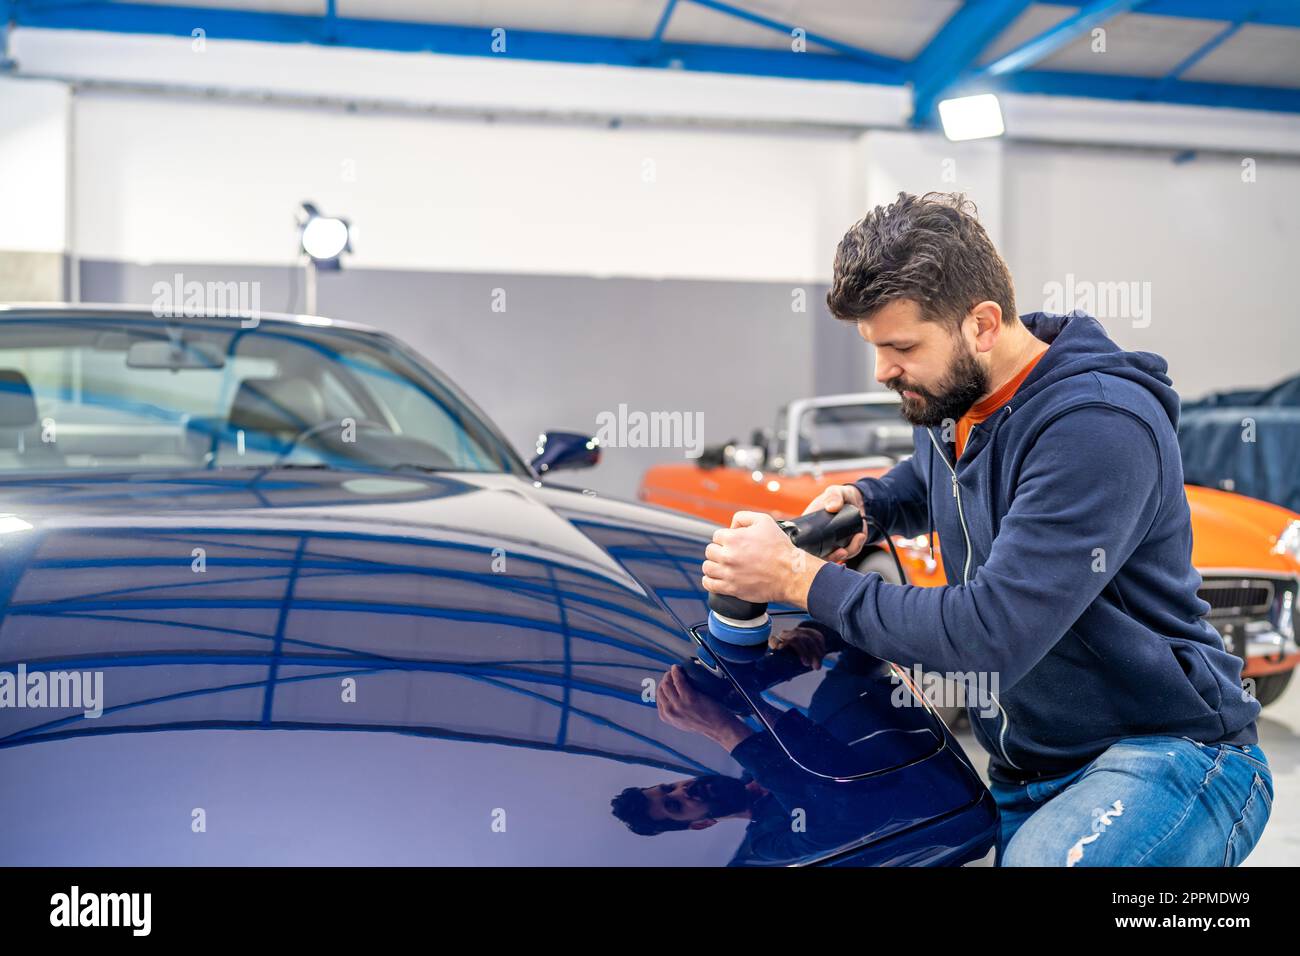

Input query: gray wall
[79,259,872,500]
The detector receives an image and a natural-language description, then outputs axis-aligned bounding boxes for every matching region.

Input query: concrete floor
[952,677,1298,866]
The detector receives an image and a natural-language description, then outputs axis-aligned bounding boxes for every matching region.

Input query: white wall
[0,77,70,254]
[71,90,862,283]
[1002,142,1300,397]
[857,129,1004,247]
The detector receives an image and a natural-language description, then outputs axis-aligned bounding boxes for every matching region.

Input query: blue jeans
[990,735,1273,866]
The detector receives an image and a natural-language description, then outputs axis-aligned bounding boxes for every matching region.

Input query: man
[701,192,1274,866]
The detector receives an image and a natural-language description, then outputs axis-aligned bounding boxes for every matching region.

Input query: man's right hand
[801,484,868,563]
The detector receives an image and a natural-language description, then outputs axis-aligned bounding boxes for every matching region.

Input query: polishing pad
[706,609,772,646]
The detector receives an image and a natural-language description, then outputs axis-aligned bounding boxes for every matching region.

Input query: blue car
[1179,373,1300,513]
[0,305,996,866]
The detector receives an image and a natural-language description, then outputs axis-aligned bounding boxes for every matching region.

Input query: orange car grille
[1198,579,1274,619]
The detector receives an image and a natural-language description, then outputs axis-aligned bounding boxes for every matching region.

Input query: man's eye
[665,799,681,813]
[896,346,914,353]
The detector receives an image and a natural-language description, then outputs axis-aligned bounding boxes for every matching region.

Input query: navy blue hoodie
[806,311,1260,783]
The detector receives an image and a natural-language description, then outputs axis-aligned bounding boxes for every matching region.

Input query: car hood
[1185,484,1300,575]
[0,469,991,865]
[0,469,752,865]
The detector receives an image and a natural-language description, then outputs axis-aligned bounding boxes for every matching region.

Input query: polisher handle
[781,504,863,559]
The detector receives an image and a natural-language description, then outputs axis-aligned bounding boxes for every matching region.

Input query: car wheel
[1250,670,1294,707]
[847,548,969,732]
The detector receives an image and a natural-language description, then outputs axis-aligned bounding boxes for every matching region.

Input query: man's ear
[969,300,1003,353]
[689,818,718,830]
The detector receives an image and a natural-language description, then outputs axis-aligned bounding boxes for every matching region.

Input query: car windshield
[0,313,528,477]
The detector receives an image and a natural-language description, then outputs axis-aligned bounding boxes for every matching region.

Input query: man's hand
[702,511,823,608]
[801,484,869,564]
[657,665,753,750]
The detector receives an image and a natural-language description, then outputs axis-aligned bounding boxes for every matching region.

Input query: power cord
[863,513,908,583]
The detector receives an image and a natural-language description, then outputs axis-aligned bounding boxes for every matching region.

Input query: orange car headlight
[1273,520,1300,565]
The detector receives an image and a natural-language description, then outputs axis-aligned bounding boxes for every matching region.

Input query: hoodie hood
[1016,310,1182,430]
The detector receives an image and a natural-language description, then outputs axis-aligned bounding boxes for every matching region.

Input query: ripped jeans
[990,735,1273,866]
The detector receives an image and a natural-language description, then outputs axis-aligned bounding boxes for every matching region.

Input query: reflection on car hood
[0,470,740,864]
[0,470,990,865]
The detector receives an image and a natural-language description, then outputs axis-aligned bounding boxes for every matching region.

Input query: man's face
[641,774,752,828]
[859,299,989,428]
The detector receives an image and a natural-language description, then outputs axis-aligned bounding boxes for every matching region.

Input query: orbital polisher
[706,504,864,646]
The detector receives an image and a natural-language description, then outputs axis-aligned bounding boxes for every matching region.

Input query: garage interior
[0,0,1297,870]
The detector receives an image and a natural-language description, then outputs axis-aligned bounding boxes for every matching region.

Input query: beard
[885,339,990,428]
[687,774,755,817]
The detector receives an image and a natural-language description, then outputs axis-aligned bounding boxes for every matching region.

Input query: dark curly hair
[826,191,1016,330]
[610,786,692,836]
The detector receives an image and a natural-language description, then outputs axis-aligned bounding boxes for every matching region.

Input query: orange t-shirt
[954,349,1047,459]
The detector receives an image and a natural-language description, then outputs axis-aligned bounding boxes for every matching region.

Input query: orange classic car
[639,391,1300,707]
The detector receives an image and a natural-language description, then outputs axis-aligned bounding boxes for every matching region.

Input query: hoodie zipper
[926,429,973,585]
[925,427,1022,771]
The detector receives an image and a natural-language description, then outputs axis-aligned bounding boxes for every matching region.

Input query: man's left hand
[701,511,825,608]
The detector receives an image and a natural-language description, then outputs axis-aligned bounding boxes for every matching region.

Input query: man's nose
[875,354,900,385]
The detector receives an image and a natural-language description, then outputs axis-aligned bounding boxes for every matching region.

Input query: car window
[797,403,912,462]
[0,316,525,476]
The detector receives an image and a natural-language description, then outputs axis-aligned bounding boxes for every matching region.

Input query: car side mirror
[531,430,600,474]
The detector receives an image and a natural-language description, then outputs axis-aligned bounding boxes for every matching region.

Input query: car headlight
[1273,519,1300,563]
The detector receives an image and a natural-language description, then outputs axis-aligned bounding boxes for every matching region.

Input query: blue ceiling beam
[686,0,904,75]
[1162,18,1244,82]
[649,0,679,44]
[1038,0,1300,29]
[8,0,905,84]
[15,0,159,15]
[322,0,336,45]
[0,0,13,72]
[646,0,678,61]
[980,0,1150,77]
[908,0,1034,126]
[8,1,1298,115]
[981,69,1300,113]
